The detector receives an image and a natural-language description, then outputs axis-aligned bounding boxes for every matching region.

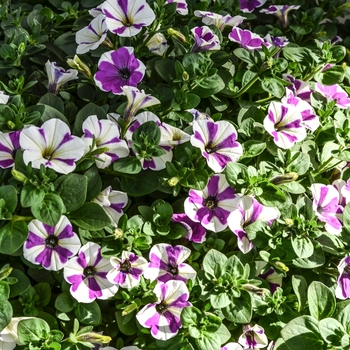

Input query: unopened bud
[242,284,269,296]
[273,261,289,273]
[122,302,138,316]
[168,176,180,186]
[285,218,293,226]
[182,71,189,81]
[167,28,187,43]
[270,172,298,185]
[113,228,123,239]
[76,332,111,344]
[67,55,92,78]
[11,169,27,182]
[7,121,16,130]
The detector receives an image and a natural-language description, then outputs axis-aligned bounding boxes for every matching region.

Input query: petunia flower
[239,0,266,13]
[260,5,300,28]
[191,119,242,173]
[172,213,207,243]
[82,115,129,169]
[146,32,169,56]
[122,86,160,122]
[92,186,128,227]
[158,122,191,147]
[283,74,313,102]
[107,251,148,289]
[0,130,20,169]
[228,27,264,51]
[263,101,306,149]
[333,179,350,207]
[45,60,78,94]
[191,26,221,53]
[238,324,268,349]
[19,118,86,174]
[94,47,146,95]
[227,196,280,254]
[89,6,103,17]
[188,108,213,123]
[101,0,155,37]
[184,174,239,232]
[335,256,350,300]
[63,242,118,303]
[194,11,245,31]
[0,317,34,350]
[76,14,108,54]
[143,243,196,283]
[311,183,343,235]
[136,280,191,340]
[222,343,244,350]
[23,216,81,271]
[256,261,282,293]
[263,34,289,48]
[165,0,188,15]
[0,91,9,104]
[314,83,350,109]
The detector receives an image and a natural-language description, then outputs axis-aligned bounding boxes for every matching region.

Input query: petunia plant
[2,0,350,350]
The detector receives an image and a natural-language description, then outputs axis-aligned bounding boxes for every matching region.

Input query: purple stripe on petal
[55,245,74,263]
[207,122,218,142]
[207,175,220,197]
[213,207,231,224]
[165,245,182,265]
[57,225,74,240]
[162,311,181,333]
[35,248,53,268]
[26,232,45,249]
[217,186,235,201]
[67,274,84,291]
[88,277,103,299]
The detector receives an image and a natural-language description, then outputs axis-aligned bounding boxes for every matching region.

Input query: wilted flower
[238,324,268,349]
[194,11,245,31]
[260,5,300,28]
[45,60,78,94]
[75,14,108,54]
[335,256,350,299]
[136,280,191,340]
[228,27,264,51]
[165,0,188,15]
[239,0,266,13]
[0,130,20,169]
[191,26,221,52]
[94,47,146,95]
[23,216,81,271]
[146,32,169,56]
[19,118,86,174]
[101,0,155,37]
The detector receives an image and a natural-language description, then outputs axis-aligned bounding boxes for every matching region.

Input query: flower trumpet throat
[270,172,298,185]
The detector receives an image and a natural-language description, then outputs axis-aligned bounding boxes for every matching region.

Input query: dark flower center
[205,141,218,154]
[83,266,96,278]
[156,301,168,314]
[119,259,131,273]
[45,235,59,249]
[118,67,131,80]
[43,151,53,160]
[166,263,179,276]
[204,196,218,209]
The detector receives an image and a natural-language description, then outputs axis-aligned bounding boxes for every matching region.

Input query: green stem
[232,75,260,98]
[255,94,274,104]
[11,215,34,222]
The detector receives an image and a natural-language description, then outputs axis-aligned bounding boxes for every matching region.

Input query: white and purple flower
[143,243,196,283]
[172,213,207,243]
[82,115,129,169]
[184,174,239,232]
[239,0,266,13]
[314,83,350,109]
[136,280,191,340]
[191,119,243,173]
[335,256,350,300]
[0,130,20,169]
[19,118,86,174]
[76,14,108,54]
[107,251,148,289]
[165,0,188,15]
[227,196,280,254]
[311,183,343,235]
[23,216,81,271]
[45,60,78,94]
[194,11,245,31]
[92,186,128,227]
[63,242,118,303]
[256,261,282,293]
[228,27,265,51]
[94,47,146,95]
[263,34,289,48]
[238,324,268,349]
[146,32,169,56]
[221,343,243,350]
[283,74,313,102]
[260,5,300,28]
[191,26,220,53]
[101,0,155,37]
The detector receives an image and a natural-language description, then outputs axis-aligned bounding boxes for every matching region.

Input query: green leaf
[192,74,225,98]
[55,293,75,313]
[241,141,266,159]
[318,318,345,346]
[115,311,138,335]
[0,281,10,299]
[0,296,12,333]
[74,301,101,325]
[0,221,28,254]
[120,170,160,197]
[84,166,102,201]
[291,236,314,258]
[69,202,111,230]
[73,103,106,136]
[113,157,142,174]
[233,48,255,65]
[261,78,285,98]
[181,306,202,327]
[20,183,45,208]
[330,45,346,63]
[31,193,64,226]
[258,183,286,208]
[132,121,161,145]
[55,174,88,212]
[210,292,231,308]
[155,59,176,83]
[223,255,245,278]
[314,66,345,85]
[334,301,350,333]
[33,283,51,307]
[308,281,335,320]
[9,269,30,297]
[0,185,17,213]
[222,290,252,323]
[38,93,64,113]
[225,162,248,187]
[40,105,69,124]
[18,318,50,345]
[292,275,308,312]
[286,152,310,175]
[195,332,221,350]
[203,249,227,277]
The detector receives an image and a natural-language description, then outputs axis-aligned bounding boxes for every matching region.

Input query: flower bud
[7,121,16,130]
[273,261,289,273]
[76,332,111,344]
[167,28,187,43]
[284,218,293,226]
[67,55,92,78]
[270,172,298,185]
[122,302,138,316]
[182,71,189,81]
[113,228,124,239]
[11,169,27,182]
[168,176,180,186]
[242,284,269,296]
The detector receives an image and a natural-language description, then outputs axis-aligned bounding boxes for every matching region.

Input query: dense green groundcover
[2,0,350,349]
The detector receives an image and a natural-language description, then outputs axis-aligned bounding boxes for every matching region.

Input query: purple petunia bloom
[240,0,266,13]
[311,183,343,235]
[228,27,265,51]
[19,118,86,174]
[82,115,129,169]
[63,242,118,303]
[23,216,81,271]
[335,256,350,300]
[172,213,207,243]
[314,83,350,109]
[227,196,280,254]
[107,251,148,289]
[260,5,300,28]
[143,243,196,283]
[263,101,306,149]
[191,26,220,53]
[263,34,289,48]
[184,174,239,232]
[0,130,20,169]
[238,324,268,349]
[165,0,188,15]
[256,261,282,293]
[191,119,243,173]
[101,0,155,37]
[136,280,191,340]
[94,47,146,95]
[194,11,245,31]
